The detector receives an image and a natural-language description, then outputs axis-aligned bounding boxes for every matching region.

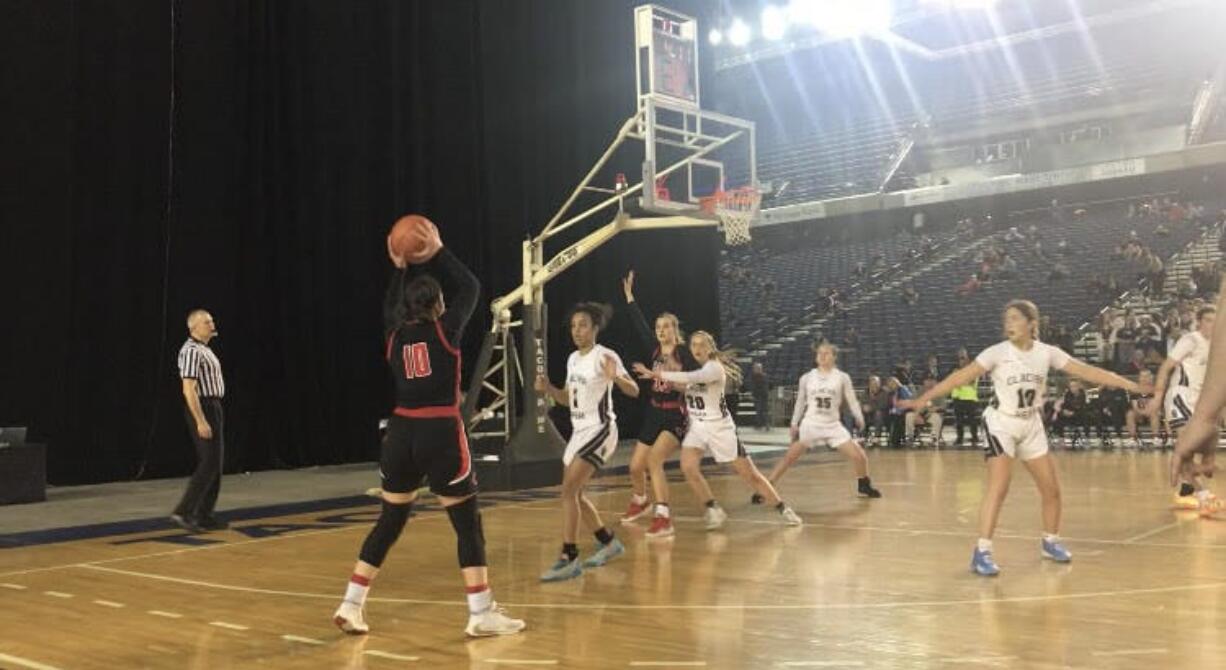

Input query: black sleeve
[626,300,656,358]
[426,248,481,343]
[383,268,408,335]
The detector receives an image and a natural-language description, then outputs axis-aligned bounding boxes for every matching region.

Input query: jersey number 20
[401,343,433,379]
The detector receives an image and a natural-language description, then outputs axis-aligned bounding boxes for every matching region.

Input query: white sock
[466,585,492,615]
[977,538,993,552]
[344,575,371,606]
[1197,489,1212,502]
[655,503,671,519]
[1042,533,1059,543]
[632,493,648,505]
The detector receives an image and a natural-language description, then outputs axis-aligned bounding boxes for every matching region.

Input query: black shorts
[637,405,688,445]
[381,414,476,498]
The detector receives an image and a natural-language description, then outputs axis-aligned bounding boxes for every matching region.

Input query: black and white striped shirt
[178,338,225,398]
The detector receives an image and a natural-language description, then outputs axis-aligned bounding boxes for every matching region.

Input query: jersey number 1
[402,343,433,379]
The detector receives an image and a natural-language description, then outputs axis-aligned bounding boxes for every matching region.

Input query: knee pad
[359,500,412,568]
[445,496,487,568]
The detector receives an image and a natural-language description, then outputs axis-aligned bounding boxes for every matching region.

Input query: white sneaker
[333,601,369,635]
[704,505,727,530]
[465,602,526,637]
[779,505,803,526]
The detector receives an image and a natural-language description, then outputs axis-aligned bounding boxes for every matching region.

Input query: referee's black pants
[174,398,224,521]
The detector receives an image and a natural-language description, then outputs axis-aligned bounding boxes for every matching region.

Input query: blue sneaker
[582,538,625,568]
[1041,538,1072,563]
[539,557,583,582]
[970,547,1000,576]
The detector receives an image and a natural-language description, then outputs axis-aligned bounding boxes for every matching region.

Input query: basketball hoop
[700,186,759,246]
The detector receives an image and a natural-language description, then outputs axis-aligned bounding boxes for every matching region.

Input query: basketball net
[700,186,759,246]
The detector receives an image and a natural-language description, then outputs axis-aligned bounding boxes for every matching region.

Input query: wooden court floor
[1,450,1224,669]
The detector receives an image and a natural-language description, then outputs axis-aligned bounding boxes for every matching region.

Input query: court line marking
[942,657,1017,665]
[779,657,868,662]
[43,591,73,598]
[1123,521,1180,543]
[363,650,421,661]
[147,610,183,619]
[0,652,65,670]
[1,583,28,590]
[77,563,1226,612]
[92,599,125,608]
[209,621,249,631]
[628,663,706,667]
[1091,648,1168,657]
[484,661,559,666]
[281,634,325,645]
[0,498,561,580]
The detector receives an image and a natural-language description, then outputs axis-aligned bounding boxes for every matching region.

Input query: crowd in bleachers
[726,191,1226,450]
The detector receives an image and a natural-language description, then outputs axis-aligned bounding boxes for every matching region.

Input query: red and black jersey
[626,300,699,410]
[383,248,480,412]
[387,320,461,410]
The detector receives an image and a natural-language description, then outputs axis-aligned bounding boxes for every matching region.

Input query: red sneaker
[645,515,674,538]
[621,499,650,524]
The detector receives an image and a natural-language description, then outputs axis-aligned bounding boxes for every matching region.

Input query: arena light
[708,28,724,46]
[728,18,752,47]
[760,5,788,41]
[789,0,894,39]
[921,0,1000,9]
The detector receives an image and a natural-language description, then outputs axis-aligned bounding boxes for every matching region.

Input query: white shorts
[1166,387,1199,429]
[564,422,618,469]
[981,407,1049,461]
[682,418,746,464]
[797,422,854,449]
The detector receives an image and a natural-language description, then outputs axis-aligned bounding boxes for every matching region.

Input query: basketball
[388,214,442,264]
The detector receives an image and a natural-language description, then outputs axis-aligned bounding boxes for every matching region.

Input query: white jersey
[791,367,863,427]
[1169,331,1210,394]
[659,360,731,423]
[566,344,627,431]
[975,340,1071,419]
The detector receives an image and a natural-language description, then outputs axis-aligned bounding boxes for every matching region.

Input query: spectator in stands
[862,375,888,446]
[750,362,770,431]
[919,354,942,385]
[1054,324,1074,353]
[886,377,914,449]
[998,253,1018,279]
[843,325,860,349]
[956,274,982,297]
[907,378,946,447]
[853,260,867,279]
[894,360,914,386]
[1126,348,1148,375]
[1111,311,1138,370]
[1053,380,1089,449]
[1135,316,1163,358]
[1048,260,1070,282]
[902,283,919,306]
[1125,369,1162,448]
[1095,383,1130,447]
[1004,226,1025,242]
[949,348,980,447]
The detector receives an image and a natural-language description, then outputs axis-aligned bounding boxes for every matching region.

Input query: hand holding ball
[387,214,442,267]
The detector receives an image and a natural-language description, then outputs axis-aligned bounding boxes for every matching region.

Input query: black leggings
[952,399,979,443]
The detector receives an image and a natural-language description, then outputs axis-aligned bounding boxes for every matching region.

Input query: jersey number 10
[401,343,433,379]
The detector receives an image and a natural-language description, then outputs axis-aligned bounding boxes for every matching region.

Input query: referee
[170,309,227,532]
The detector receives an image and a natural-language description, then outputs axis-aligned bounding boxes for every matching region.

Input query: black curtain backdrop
[1,0,721,485]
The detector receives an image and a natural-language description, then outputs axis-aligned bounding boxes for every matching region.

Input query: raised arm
[424,248,481,342]
[657,360,724,386]
[904,363,987,409]
[622,270,658,357]
[1063,359,1143,394]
